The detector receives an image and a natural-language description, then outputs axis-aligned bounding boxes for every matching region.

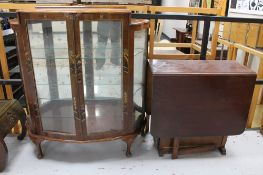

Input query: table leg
[32,139,43,159]
[122,135,136,157]
[17,111,27,141]
[172,138,179,159]
[218,136,227,155]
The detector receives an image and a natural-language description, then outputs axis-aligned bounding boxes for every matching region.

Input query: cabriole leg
[122,136,136,157]
[156,138,164,157]
[172,138,179,159]
[32,139,43,159]
[219,146,227,155]
[17,112,27,141]
[219,136,227,155]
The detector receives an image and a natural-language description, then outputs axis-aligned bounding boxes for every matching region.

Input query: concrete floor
[2,130,263,175]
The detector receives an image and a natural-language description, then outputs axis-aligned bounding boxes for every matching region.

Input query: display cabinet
[11,8,149,158]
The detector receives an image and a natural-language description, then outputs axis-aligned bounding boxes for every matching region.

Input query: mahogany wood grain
[148,60,256,159]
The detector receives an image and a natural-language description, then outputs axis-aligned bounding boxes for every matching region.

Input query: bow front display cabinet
[11,8,149,158]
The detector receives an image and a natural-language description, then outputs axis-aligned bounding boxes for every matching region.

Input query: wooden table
[146,60,256,159]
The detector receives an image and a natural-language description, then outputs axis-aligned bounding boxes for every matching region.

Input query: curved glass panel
[134,29,147,117]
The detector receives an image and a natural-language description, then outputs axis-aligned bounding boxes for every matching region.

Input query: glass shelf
[40,99,75,134]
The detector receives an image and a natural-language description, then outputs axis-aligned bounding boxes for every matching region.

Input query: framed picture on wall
[229,0,263,15]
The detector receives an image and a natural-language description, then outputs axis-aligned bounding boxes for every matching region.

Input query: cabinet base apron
[28,130,137,159]
[156,136,228,159]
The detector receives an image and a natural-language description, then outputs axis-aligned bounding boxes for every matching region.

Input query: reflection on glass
[134,30,147,117]
[28,20,75,134]
[80,21,123,134]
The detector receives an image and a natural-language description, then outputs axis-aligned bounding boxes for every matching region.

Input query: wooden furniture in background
[0,3,148,12]
[154,19,164,42]
[0,25,25,134]
[0,29,25,105]
[146,60,256,159]
[0,99,27,172]
[0,1,228,61]
[173,27,191,54]
[12,8,149,158]
[218,37,263,128]
[148,0,228,60]
[0,28,13,100]
[222,22,263,49]
[232,44,263,128]
[77,0,152,3]
[194,40,228,60]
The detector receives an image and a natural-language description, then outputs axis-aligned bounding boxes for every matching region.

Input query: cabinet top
[17,7,130,14]
[148,60,256,75]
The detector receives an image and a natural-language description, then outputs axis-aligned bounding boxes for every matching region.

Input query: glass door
[77,12,132,138]
[80,20,123,135]
[27,20,76,134]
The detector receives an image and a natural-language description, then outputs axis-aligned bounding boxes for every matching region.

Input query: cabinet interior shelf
[40,99,124,134]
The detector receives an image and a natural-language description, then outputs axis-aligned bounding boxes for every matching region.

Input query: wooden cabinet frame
[12,8,149,158]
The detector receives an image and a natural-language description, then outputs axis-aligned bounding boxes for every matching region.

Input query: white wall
[161,0,190,38]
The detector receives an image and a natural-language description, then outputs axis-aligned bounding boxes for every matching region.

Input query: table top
[148,60,256,75]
